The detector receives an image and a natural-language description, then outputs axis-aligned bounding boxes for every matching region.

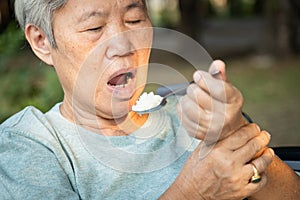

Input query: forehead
[60,0,145,13]
[54,0,146,22]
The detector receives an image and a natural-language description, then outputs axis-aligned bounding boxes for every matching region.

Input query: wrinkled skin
[177,60,247,143]
[161,124,274,200]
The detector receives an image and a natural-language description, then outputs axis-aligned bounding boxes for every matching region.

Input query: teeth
[115,80,129,88]
[115,85,122,88]
[109,73,133,88]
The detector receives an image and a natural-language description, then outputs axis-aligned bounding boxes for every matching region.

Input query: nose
[105,30,133,59]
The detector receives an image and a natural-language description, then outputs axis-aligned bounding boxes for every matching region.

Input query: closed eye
[126,20,142,24]
[87,26,103,32]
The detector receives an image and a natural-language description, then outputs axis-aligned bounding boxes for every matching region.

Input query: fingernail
[269,148,275,156]
[264,131,271,139]
[193,71,202,83]
[254,124,261,132]
[211,70,221,76]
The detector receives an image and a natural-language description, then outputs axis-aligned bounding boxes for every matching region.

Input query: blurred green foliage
[0,22,63,123]
[0,22,24,65]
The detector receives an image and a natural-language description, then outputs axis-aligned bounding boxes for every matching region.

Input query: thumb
[209,60,227,81]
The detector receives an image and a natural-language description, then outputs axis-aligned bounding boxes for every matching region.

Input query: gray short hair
[14,0,67,47]
[14,0,147,48]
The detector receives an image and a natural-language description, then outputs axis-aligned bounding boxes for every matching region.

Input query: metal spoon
[133,70,221,115]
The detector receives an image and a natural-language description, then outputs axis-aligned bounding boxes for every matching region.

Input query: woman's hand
[177,60,247,142]
[161,123,275,200]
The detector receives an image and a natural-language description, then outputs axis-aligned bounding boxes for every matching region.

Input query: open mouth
[107,72,134,88]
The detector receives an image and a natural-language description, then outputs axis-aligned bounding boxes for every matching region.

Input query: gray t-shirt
[0,97,198,200]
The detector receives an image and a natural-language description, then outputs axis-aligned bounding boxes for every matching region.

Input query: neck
[59,99,148,136]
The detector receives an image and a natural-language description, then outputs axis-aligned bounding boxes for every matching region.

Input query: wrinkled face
[51,0,152,119]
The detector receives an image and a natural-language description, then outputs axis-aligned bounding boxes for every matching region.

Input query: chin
[110,102,131,119]
[93,98,131,120]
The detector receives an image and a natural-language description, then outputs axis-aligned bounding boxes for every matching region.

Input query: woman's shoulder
[0,105,80,199]
[1,106,45,129]
[0,105,60,144]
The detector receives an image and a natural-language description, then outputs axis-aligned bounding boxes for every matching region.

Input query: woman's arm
[249,156,300,199]
[160,124,274,200]
[178,60,299,199]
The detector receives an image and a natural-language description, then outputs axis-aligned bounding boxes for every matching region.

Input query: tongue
[108,73,127,86]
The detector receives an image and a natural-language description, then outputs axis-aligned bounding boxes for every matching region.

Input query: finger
[182,119,207,140]
[179,95,226,141]
[178,94,209,125]
[220,123,261,151]
[186,83,215,111]
[237,164,266,188]
[241,149,275,196]
[178,96,210,139]
[242,172,268,197]
[208,60,227,81]
[237,159,272,197]
[186,83,229,118]
[185,84,229,135]
[234,131,271,164]
[193,70,242,103]
[249,148,275,175]
[193,70,226,102]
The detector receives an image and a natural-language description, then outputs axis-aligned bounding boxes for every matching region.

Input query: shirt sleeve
[0,129,80,200]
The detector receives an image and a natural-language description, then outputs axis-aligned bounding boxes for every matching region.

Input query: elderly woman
[0,0,299,199]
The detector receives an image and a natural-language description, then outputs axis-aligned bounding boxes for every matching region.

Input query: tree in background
[178,0,202,39]
[274,0,291,57]
[177,0,300,57]
[267,0,300,56]
[289,0,300,53]
[0,0,10,33]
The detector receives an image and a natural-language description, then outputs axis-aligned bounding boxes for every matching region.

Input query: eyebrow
[77,11,109,23]
[77,1,146,23]
[124,1,146,12]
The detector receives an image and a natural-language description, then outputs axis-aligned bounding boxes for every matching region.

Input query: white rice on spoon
[132,92,163,112]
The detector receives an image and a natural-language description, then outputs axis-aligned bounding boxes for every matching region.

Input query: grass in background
[227,57,300,147]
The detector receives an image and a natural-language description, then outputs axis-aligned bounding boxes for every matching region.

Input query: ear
[25,24,54,65]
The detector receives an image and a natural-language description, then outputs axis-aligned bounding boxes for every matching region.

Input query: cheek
[54,26,93,65]
[94,91,110,109]
[52,38,98,91]
[129,26,153,58]
[138,48,151,65]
